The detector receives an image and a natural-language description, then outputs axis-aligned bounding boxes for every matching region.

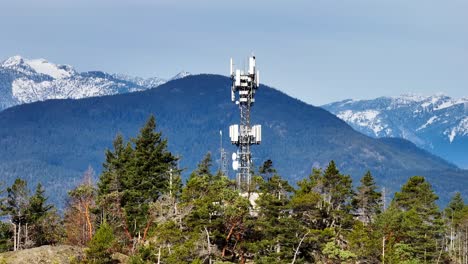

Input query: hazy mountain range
[0,55,189,111]
[0,74,466,207]
[323,94,468,169]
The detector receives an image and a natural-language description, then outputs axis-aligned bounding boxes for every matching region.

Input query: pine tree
[85,222,116,264]
[27,183,59,246]
[445,192,466,262]
[251,161,301,263]
[5,178,30,250]
[0,182,12,252]
[97,134,134,245]
[121,115,178,241]
[385,176,444,262]
[28,183,53,223]
[317,161,354,229]
[352,171,382,224]
[258,159,276,180]
[349,172,383,263]
[446,192,465,225]
[193,152,212,177]
[97,116,179,249]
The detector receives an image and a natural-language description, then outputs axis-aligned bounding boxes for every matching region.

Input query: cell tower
[229,56,261,192]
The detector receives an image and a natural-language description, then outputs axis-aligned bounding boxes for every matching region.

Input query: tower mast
[229,56,261,192]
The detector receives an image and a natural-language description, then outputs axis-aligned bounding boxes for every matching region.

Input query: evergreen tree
[98,133,127,197]
[182,152,214,202]
[258,159,276,180]
[352,171,382,224]
[27,183,59,246]
[120,115,178,241]
[96,116,179,249]
[193,152,212,177]
[385,176,444,262]
[0,222,12,253]
[182,155,250,262]
[0,182,12,252]
[5,178,30,250]
[250,161,300,263]
[85,222,116,264]
[446,192,465,225]
[28,183,53,223]
[444,192,466,262]
[315,161,354,230]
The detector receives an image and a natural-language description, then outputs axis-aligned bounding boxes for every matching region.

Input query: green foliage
[0,114,459,264]
[322,241,356,263]
[347,221,381,262]
[97,115,179,245]
[249,162,301,262]
[0,222,12,253]
[6,178,30,227]
[352,171,382,224]
[377,176,444,263]
[85,222,116,264]
[28,183,62,246]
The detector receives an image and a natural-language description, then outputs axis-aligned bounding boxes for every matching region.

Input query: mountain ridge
[0,74,466,206]
[0,55,190,111]
[323,94,468,168]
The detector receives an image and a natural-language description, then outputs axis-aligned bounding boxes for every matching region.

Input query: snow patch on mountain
[417,116,438,131]
[170,71,191,80]
[444,117,468,143]
[112,74,166,88]
[25,59,73,79]
[337,109,388,135]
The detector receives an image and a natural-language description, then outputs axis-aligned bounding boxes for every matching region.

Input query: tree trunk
[85,203,93,241]
[25,223,29,248]
[382,236,385,264]
[291,231,309,264]
[12,222,17,251]
[204,226,212,264]
[17,222,21,250]
[157,246,161,264]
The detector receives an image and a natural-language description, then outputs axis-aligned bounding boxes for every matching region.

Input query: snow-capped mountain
[323,94,468,168]
[0,55,190,111]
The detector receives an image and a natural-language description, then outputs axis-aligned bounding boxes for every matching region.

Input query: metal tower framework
[229,56,261,192]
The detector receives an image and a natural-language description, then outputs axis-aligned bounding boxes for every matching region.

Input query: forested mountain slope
[0,74,466,205]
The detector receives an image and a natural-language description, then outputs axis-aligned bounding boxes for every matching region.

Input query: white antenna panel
[232,160,239,171]
[249,57,255,74]
[256,70,260,87]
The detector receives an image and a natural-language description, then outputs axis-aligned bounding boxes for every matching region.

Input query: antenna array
[229,56,261,192]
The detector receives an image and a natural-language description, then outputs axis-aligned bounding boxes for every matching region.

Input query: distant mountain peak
[25,58,75,79]
[1,55,75,79]
[323,94,468,168]
[170,71,191,80]
[392,93,428,102]
[1,55,25,67]
[0,55,187,111]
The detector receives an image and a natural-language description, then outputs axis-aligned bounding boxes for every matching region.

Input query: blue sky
[1,0,467,105]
